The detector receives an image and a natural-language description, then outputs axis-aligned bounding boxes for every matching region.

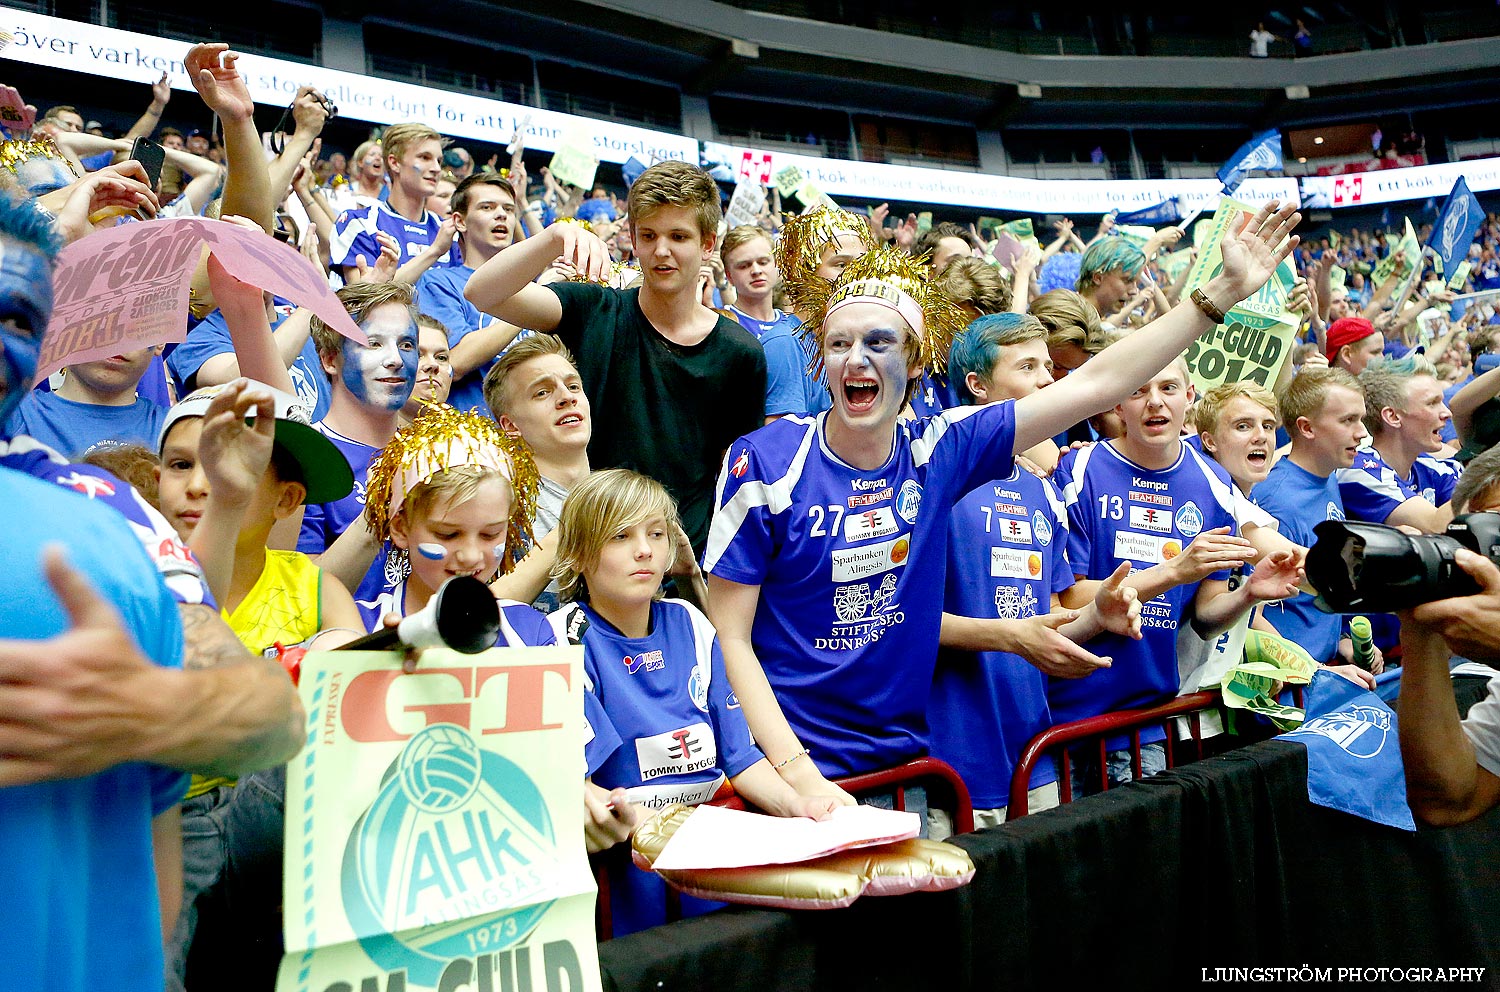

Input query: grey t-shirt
[529,474,571,614]
[1463,675,1500,778]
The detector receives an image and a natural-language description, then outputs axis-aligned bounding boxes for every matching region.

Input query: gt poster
[1180,197,1299,392]
[274,647,602,992]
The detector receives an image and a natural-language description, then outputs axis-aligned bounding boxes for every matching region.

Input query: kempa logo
[851,477,890,491]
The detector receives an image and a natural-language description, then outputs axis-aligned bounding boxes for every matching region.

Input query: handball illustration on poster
[1181,198,1299,392]
[275,647,601,992]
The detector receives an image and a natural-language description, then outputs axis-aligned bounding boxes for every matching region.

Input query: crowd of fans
[5,39,1500,991]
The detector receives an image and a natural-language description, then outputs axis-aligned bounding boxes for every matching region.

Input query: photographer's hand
[1411,549,1500,663]
[1397,572,1500,825]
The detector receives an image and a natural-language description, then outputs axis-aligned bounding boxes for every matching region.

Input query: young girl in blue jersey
[549,468,836,935]
[358,404,555,649]
[704,203,1303,809]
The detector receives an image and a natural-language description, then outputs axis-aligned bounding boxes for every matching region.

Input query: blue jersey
[297,423,376,555]
[1254,457,1348,663]
[1051,440,1237,736]
[416,264,506,418]
[330,201,460,271]
[553,598,761,809]
[0,469,188,992]
[1336,445,1461,524]
[166,306,330,423]
[930,466,1071,807]
[704,403,1018,777]
[0,436,213,607]
[550,597,755,937]
[5,390,167,459]
[727,307,829,418]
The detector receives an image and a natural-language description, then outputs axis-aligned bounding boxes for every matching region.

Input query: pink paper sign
[40,217,365,380]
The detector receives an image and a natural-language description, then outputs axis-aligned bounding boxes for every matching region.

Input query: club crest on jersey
[1032,510,1053,547]
[1175,501,1204,538]
[623,649,665,675]
[730,449,750,478]
[1327,502,1345,521]
[895,480,922,524]
[688,664,709,712]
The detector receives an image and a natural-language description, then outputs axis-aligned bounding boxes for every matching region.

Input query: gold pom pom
[800,245,969,378]
[774,206,874,312]
[363,404,540,576]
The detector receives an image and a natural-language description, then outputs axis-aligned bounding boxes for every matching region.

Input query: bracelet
[773,748,810,770]
[1191,288,1227,324]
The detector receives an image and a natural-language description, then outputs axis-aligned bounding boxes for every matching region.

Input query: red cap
[1327,316,1376,353]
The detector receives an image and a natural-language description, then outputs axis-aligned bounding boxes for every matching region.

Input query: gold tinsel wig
[0,134,81,183]
[799,244,969,378]
[774,205,874,311]
[363,404,540,575]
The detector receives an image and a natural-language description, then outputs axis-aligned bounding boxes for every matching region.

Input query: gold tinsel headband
[799,245,969,378]
[774,206,874,311]
[0,134,81,181]
[363,404,540,576]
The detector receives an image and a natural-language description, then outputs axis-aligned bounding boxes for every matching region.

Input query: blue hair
[948,312,1045,405]
[0,190,62,262]
[1076,236,1145,291]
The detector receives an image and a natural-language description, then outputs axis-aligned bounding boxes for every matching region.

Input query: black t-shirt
[548,283,767,549]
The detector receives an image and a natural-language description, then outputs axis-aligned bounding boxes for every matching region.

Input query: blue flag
[1279,669,1415,832]
[621,156,648,189]
[1427,176,1485,283]
[1218,130,1283,195]
[1115,197,1181,227]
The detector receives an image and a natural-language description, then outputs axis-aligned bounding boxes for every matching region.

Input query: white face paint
[822,302,917,432]
[340,303,418,412]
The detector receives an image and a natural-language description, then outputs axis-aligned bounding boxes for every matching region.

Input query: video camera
[1306,513,1500,613]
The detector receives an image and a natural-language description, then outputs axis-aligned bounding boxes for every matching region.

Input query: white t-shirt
[1464,675,1500,778]
[1250,29,1275,57]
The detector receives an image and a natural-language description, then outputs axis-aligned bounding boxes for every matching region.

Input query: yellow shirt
[185,549,322,799]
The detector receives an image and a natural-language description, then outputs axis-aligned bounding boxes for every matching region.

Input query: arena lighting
[1017,83,1043,98]
[731,38,760,58]
[1298,157,1307,163]
[1285,85,1311,99]
[1314,136,1325,144]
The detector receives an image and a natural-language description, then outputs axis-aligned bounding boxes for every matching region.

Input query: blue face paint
[15,158,76,198]
[416,542,446,561]
[339,304,418,412]
[0,238,54,428]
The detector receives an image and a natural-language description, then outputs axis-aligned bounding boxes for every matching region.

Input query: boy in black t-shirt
[465,160,766,549]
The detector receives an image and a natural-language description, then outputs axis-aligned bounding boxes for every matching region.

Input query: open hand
[1216,200,1301,303]
[1169,526,1257,584]
[195,377,276,505]
[185,44,256,123]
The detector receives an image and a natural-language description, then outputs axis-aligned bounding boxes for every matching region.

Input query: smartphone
[129,136,165,192]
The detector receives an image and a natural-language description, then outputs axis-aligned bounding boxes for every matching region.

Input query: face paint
[14,157,76,197]
[339,304,418,412]
[416,542,446,560]
[0,237,54,427]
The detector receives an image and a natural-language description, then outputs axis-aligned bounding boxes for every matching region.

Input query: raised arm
[186,44,273,233]
[463,222,610,330]
[1013,201,1300,453]
[121,72,172,144]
